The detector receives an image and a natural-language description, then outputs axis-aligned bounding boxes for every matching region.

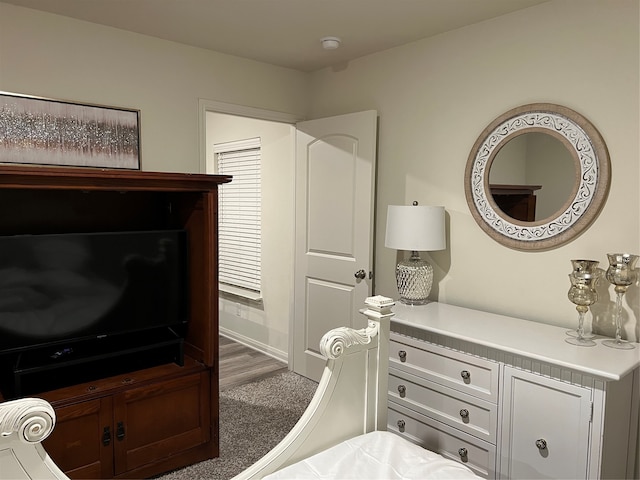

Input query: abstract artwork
[0,92,140,170]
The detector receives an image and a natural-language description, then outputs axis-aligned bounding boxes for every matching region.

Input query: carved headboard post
[359,295,395,431]
[318,295,395,433]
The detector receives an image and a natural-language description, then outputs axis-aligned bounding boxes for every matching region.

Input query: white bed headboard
[234,295,395,480]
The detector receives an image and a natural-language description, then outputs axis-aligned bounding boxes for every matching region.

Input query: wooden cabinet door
[43,397,114,479]
[499,367,591,479]
[112,371,211,475]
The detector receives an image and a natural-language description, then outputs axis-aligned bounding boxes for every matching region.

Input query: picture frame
[0,91,141,170]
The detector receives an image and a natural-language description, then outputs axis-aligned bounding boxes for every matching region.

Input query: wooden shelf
[38,355,205,405]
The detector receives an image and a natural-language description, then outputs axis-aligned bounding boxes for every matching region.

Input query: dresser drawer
[390,334,499,402]
[389,368,497,443]
[388,402,496,479]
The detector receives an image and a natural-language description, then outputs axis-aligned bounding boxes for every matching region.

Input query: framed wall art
[0,91,140,170]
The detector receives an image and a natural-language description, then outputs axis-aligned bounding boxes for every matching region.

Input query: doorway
[200,101,377,381]
[201,101,299,364]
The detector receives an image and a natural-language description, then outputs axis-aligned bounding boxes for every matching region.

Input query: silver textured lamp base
[396,251,433,305]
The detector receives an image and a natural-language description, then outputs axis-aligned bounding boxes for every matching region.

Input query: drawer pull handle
[397,385,406,397]
[459,408,469,419]
[460,370,471,381]
[458,447,468,458]
[398,350,407,362]
[396,419,405,432]
[535,439,547,450]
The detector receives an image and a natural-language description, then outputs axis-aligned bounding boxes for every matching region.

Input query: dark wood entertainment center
[0,165,231,479]
[489,184,541,222]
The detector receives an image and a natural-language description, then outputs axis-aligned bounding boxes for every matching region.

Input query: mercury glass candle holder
[566,272,598,347]
[602,253,638,350]
[566,259,599,339]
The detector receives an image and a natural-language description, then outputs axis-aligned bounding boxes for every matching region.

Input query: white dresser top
[391,302,640,381]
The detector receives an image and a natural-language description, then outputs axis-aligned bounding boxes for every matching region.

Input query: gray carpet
[156,371,318,480]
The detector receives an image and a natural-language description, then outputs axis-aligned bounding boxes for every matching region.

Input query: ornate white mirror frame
[464,103,611,250]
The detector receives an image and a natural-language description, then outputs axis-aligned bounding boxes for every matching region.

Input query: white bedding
[263,431,480,479]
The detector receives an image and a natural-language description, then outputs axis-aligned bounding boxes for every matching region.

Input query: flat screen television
[0,229,189,356]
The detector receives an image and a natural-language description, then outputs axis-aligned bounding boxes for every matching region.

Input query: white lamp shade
[385,205,446,251]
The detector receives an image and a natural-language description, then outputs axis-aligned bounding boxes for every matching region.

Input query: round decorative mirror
[464,103,610,250]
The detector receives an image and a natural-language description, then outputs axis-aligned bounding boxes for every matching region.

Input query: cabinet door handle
[398,350,407,362]
[458,447,468,458]
[102,426,111,446]
[396,419,405,432]
[397,384,406,397]
[116,421,125,441]
[459,408,469,419]
[535,438,547,450]
[460,370,471,380]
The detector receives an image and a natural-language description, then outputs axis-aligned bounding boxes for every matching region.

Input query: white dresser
[387,302,639,479]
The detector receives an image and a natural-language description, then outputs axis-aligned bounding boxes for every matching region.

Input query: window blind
[215,138,261,295]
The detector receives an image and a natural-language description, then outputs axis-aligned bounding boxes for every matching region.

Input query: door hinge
[590,402,594,423]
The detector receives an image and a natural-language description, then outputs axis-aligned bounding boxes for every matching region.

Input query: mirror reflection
[489,133,576,222]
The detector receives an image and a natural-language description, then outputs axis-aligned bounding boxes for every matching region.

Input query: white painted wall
[0,2,308,174]
[489,135,527,185]
[205,112,294,360]
[308,0,640,343]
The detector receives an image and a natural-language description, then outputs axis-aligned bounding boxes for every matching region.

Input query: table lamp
[385,203,446,304]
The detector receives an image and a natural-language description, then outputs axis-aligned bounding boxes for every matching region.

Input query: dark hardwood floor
[219,335,288,391]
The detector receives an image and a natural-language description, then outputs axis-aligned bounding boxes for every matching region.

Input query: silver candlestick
[566,272,598,347]
[566,259,599,340]
[602,253,638,350]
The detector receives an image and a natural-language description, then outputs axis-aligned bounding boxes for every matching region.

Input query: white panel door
[292,110,377,381]
[500,366,592,479]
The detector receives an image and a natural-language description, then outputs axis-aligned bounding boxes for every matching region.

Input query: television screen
[0,229,188,354]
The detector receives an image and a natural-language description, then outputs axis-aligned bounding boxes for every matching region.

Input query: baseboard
[219,327,288,364]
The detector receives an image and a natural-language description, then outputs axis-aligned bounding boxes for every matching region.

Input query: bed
[232,295,479,479]
[0,295,479,480]
[262,431,479,479]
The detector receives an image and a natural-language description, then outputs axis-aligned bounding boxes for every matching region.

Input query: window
[215,138,261,299]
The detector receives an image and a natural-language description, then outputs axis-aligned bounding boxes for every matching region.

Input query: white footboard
[233,296,395,480]
[0,397,69,480]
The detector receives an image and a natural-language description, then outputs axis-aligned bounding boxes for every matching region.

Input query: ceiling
[3,0,549,72]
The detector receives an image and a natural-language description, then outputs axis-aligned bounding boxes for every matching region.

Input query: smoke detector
[320,36,341,50]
